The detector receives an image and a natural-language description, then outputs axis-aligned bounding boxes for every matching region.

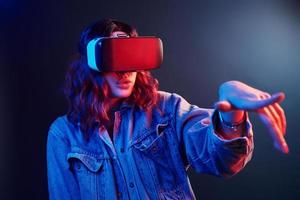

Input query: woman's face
[102,31,137,99]
[103,71,137,98]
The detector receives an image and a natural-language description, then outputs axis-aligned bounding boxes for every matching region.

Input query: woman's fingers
[261,93,286,135]
[230,92,285,110]
[226,92,285,111]
[260,94,284,135]
[267,105,283,135]
[273,102,287,135]
[258,109,289,154]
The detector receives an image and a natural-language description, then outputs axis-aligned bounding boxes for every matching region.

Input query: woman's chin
[112,89,133,98]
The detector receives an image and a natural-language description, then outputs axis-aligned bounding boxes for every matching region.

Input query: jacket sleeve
[47,119,81,200]
[170,93,254,177]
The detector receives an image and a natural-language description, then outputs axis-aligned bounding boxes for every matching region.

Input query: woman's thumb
[214,100,232,112]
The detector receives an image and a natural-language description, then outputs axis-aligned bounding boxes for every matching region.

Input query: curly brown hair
[63,19,159,139]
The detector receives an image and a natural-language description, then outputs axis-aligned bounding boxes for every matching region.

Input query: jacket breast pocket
[67,149,106,200]
[132,121,183,195]
[133,122,171,168]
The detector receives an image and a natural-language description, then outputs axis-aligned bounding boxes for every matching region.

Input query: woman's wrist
[219,111,245,132]
[216,110,247,139]
[219,109,245,123]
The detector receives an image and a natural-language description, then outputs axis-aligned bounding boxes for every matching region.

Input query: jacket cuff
[210,109,254,155]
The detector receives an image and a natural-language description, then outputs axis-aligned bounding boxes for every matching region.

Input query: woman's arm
[171,80,287,177]
[170,92,253,177]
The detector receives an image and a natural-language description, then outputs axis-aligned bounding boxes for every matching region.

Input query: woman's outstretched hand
[214,80,288,154]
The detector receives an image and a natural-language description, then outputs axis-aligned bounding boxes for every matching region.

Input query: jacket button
[129,182,134,188]
[120,147,125,153]
[152,146,158,153]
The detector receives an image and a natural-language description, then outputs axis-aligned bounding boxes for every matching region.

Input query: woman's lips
[117,80,132,89]
[118,80,131,84]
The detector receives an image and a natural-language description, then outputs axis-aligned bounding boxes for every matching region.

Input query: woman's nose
[116,72,132,78]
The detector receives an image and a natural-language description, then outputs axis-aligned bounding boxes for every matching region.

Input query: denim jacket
[47,91,254,200]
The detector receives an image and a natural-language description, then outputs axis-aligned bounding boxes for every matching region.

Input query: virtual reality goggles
[86,36,163,72]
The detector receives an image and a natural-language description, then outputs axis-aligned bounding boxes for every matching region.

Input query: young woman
[47,19,288,199]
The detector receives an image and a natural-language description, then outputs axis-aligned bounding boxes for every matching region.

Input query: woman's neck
[105,97,124,119]
[103,97,124,138]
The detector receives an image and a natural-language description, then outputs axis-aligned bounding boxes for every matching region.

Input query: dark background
[1,0,299,199]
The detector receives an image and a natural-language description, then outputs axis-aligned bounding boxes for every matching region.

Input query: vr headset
[86,36,163,72]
